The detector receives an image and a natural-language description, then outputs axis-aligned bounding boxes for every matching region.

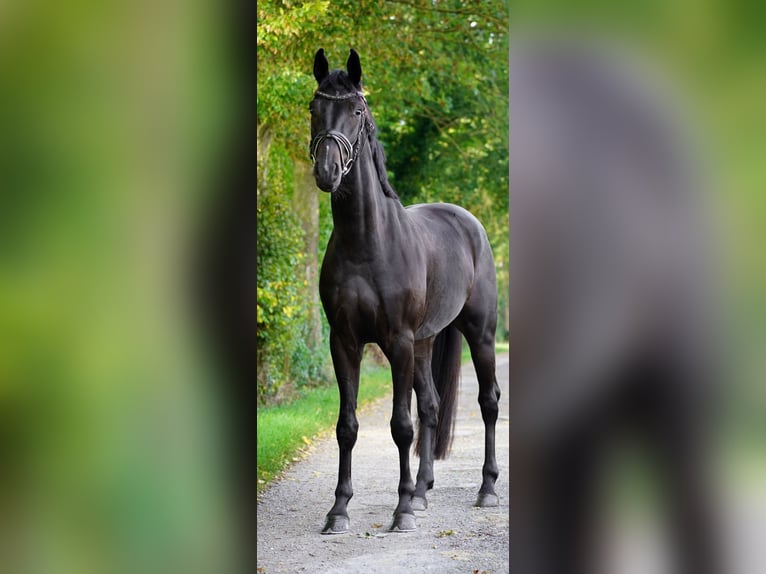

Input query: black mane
[317,71,399,201]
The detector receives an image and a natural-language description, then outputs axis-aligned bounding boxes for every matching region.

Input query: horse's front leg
[322,331,362,534]
[385,332,418,532]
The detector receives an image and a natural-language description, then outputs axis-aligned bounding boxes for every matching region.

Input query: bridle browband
[309,90,372,178]
[314,90,364,101]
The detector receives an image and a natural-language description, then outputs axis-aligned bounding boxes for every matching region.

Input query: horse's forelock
[318,70,358,95]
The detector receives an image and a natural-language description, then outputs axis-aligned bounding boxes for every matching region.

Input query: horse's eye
[354,109,363,116]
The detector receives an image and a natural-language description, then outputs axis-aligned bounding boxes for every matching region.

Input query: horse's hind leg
[470,335,501,506]
[457,305,501,507]
[412,338,438,511]
[322,331,363,534]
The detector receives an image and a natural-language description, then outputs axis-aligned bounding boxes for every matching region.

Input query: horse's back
[406,202,494,267]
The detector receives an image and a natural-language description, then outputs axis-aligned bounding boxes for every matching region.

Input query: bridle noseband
[309,90,370,178]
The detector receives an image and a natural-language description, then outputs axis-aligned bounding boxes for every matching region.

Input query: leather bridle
[309,90,370,177]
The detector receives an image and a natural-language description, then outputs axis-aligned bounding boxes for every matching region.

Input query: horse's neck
[330,150,402,248]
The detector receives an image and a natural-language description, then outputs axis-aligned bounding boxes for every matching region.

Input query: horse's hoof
[388,512,417,532]
[321,514,350,534]
[411,496,428,512]
[474,492,499,507]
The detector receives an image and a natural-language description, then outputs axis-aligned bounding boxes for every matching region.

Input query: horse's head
[309,48,369,193]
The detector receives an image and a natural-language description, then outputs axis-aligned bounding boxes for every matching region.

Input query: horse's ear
[314,48,329,85]
[347,49,362,86]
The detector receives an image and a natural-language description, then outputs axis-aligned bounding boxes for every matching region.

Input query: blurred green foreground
[0,2,242,573]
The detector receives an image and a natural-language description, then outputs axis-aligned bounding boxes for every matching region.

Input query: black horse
[310,48,500,534]
[509,38,722,574]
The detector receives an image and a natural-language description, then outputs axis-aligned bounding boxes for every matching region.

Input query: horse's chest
[321,269,425,337]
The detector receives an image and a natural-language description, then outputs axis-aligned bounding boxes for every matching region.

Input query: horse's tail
[430,324,463,460]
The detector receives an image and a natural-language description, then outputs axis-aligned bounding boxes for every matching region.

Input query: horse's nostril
[332,162,340,180]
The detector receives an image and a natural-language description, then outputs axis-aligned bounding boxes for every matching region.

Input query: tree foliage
[257,140,304,398]
[257,1,510,404]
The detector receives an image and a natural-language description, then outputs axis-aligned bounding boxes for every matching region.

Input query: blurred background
[0,1,248,573]
[510,1,766,572]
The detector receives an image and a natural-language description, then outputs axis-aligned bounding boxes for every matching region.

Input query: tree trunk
[257,123,273,185]
[256,123,272,390]
[292,159,321,348]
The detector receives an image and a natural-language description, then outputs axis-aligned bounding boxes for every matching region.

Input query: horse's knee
[336,412,359,450]
[390,411,414,448]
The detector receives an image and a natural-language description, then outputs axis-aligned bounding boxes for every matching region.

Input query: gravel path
[256,353,510,574]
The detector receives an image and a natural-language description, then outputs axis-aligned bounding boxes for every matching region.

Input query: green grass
[257,359,392,494]
[256,340,509,495]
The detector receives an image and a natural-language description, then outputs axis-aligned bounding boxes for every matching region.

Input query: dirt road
[256,353,510,573]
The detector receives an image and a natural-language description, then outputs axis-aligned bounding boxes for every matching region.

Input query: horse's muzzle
[312,129,356,193]
[313,152,342,193]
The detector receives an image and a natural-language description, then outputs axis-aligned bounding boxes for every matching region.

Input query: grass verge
[257,359,391,495]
